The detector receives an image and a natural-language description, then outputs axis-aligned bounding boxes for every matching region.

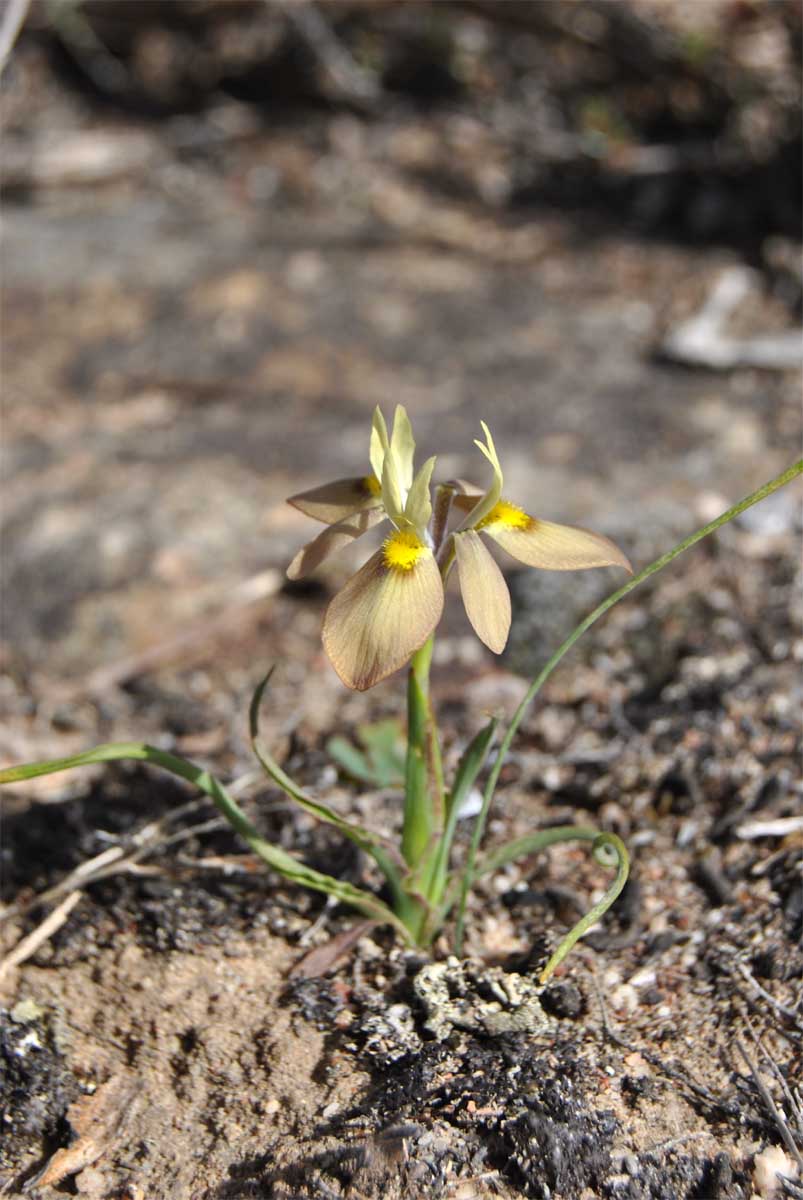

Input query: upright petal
[287,509,386,580]
[404,455,437,537]
[389,405,416,493]
[457,422,504,531]
[287,476,381,525]
[481,503,632,572]
[381,452,407,529]
[322,532,444,690]
[369,407,390,482]
[454,530,511,654]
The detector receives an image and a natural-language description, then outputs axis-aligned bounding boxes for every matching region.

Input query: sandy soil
[1,6,801,1198]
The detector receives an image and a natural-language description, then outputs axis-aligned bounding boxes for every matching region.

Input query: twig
[737,816,803,839]
[0,890,81,980]
[0,797,209,924]
[0,0,31,78]
[736,1039,803,1172]
[745,1018,803,1142]
[734,961,802,1024]
[647,1130,713,1154]
[279,0,380,110]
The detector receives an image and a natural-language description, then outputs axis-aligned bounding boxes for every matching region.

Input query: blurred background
[2,0,801,772]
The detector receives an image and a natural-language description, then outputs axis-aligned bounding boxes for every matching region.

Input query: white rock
[753,1145,799,1198]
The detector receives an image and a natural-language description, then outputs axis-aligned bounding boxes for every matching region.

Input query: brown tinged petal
[287,509,386,580]
[287,477,381,525]
[322,537,444,691]
[483,507,632,573]
[454,530,511,654]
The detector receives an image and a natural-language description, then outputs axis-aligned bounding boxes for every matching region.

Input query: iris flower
[288,408,631,691]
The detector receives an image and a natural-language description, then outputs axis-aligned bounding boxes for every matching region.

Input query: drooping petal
[389,405,416,493]
[404,455,436,537]
[454,530,511,654]
[287,476,381,525]
[481,503,632,572]
[322,532,444,691]
[286,509,386,580]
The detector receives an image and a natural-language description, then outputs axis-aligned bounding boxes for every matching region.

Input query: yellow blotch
[383,530,428,572]
[364,474,382,497]
[478,500,533,532]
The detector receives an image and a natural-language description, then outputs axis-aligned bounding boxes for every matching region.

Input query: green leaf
[424,717,498,921]
[0,741,410,938]
[327,719,406,788]
[453,458,803,954]
[249,673,406,896]
[326,736,373,784]
[358,718,407,785]
[474,828,629,983]
[445,719,498,824]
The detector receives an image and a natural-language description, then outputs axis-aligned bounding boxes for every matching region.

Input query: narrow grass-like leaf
[454,459,803,953]
[452,826,628,980]
[424,718,497,918]
[249,673,406,897]
[0,742,410,938]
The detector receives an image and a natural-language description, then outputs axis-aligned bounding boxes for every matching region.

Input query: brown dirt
[1,5,801,1198]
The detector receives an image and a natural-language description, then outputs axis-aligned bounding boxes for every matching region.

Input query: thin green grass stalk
[423,717,498,926]
[454,459,803,954]
[248,671,407,897]
[474,829,629,982]
[0,742,411,939]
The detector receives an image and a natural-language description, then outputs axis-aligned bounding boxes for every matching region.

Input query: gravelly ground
[1,6,801,1197]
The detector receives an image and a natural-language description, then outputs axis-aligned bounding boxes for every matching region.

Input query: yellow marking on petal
[484,515,633,573]
[382,530,428,573]
[364,474,382,497]
[323,544,443,690]
[478,500,533,532]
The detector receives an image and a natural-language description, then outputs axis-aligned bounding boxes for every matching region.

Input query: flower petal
[322,535,444,690]
[482,506,632,572]
[404,455,436,536]
[286,509,385,580]
[369,407,390,482]
[389,405,416,492]
[455,423,504,531]
[381,451,407,528]
[454,530,511,654]
[287,477,381,525]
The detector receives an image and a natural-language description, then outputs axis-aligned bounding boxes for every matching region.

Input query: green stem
[399,634,448,942]
[402,635,444,865]
[454,458,803,953]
